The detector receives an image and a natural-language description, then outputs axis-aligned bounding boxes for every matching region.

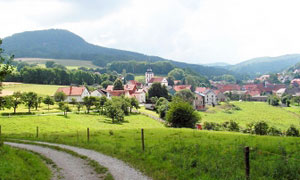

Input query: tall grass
[6,128,300,180]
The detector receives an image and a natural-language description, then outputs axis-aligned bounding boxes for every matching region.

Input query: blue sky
[0,0,300,64]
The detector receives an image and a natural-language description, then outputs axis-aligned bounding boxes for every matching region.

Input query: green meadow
[200,101,300,130]
[1,110,300,180]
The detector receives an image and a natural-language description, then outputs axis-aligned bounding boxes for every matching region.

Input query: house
[131,89,146,103]
[127,80,142,88]
[56,86,89,102]
[291,79,300,87]
[256,75,270,82]
[214,90,226,102]
[194,91,206,110]
[195,87,217,106]
[148,77,168,87]
[276,88,286,97]
[91,89,110,99]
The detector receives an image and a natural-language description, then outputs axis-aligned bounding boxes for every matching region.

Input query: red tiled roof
[56,86,86,96]
[148,77,165,83]
[195,87,208,93]
[173,85,191,92]
[109,90,126,96]
[124,84,136,91]
[217,84,241,93]
[246,90,261,96]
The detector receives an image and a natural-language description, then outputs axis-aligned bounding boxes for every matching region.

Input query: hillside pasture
[2,83,67,96]
[200,101,300,130]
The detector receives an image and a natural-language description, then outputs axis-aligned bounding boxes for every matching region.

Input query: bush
[286,125,299,137]
[268,127,282,136]
[228,121,240,132]
[203,122,221,131]
[254,121,269,135]
[166,98,200,128]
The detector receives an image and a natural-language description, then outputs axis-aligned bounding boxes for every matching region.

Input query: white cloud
[1,0,300,64]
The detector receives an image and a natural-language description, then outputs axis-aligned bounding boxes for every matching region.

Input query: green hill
[2,29,238,78]
[229,54,300,76]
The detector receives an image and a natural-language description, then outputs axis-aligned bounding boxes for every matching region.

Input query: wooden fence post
[244,146,250,180]
[141,128,145,151]
[87,128,90,143]
[0,125,2,137]
[36,126,39,138]
[77,130,79,143]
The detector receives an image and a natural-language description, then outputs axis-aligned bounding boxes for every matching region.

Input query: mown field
[2,111,300,180]
[200,101,300,130]
[2,83,67,96]
[0,145,51,180]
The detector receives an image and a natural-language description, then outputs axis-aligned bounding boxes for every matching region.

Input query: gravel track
[5,142,101,180]
[8,140,151,180]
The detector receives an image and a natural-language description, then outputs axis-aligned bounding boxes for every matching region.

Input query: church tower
[145,68,154,84]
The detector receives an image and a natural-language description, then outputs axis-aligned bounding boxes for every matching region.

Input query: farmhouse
[56,86,89,102]
[105,83,146,103]
[194,91,206,110]
[91,89,110,99]
[195,87,217,106]
[147,77,168,87]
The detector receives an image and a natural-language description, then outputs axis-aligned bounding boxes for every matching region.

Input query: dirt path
[5,142,101,180]
[16,140,151,180]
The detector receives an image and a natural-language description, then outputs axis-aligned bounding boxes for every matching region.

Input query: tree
[168,68,185,80]
[254,121,269,135]
[34,96,43,110]
[174,89,195,105]
[43,95,54,111]
[105,98,125,123]
[0,97,6,110]
[22,92,38,113]
[286,125,299,137]
[167,76,175,86]
[267,95,280,106]
[155,97,169,119]
[99,96,107,115]
[166,97,200,128]
[59,102,71,117]
[113,79,124,90]
[83,96,97,113]
[70,98,77,107]
[76,103,83,113]
[54,91,67,102]
[101,80,113,89]
[281,95,292,106]
[45,61,56,68]
[10,92,23,114]
[125,73,135,81]
[130,97,139,113]
[148,82,169,99]
[0,39,14,92]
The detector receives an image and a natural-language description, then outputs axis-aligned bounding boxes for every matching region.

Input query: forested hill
[228,54,300,76]
[2,29,238,78]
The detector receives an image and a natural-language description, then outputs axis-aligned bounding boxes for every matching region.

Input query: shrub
[228,121,240,132]
[286,125,299,137]
[203,122,221,131]
[166,98,200,128]
[254,121,269,135]
[268,127,282,136]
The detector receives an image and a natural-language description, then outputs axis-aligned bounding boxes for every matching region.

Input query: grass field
[1,111,300,179]
[2,83,67,96]
[200,101,300,130]
[15,58,99,69]
[0,145,51,180]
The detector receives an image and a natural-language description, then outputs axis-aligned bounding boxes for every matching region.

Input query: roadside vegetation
[0,144,51,180]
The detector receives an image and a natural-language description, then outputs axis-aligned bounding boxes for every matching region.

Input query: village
[55,67,300,111]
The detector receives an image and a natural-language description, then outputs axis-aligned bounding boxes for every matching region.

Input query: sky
[0,0,300,65]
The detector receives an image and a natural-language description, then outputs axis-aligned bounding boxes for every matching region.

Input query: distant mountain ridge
[2,29,237,78]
